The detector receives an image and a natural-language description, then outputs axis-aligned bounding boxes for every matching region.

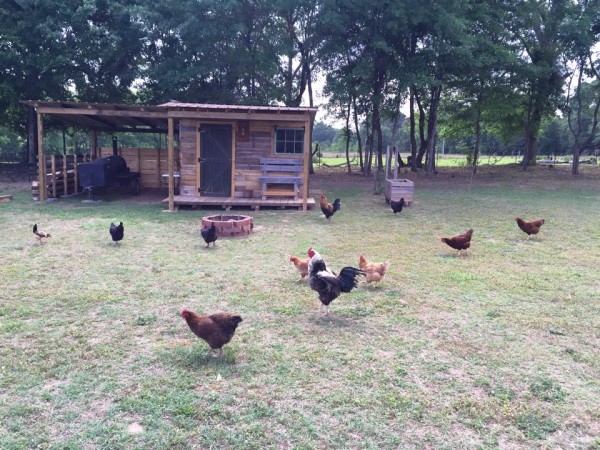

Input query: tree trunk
[364,118,372,175]
[353,96,364,172]
[409,87,418,172]
[345,102,352,173]
[571,149,580,175]
[373,105,384,171]
[308,67,316,175]
[415,94,427,168]
[472,103,482,174]
[426,85,442,176]
[522,92,542,168]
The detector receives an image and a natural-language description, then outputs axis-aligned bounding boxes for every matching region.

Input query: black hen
[307,247,365,315]
[390,197,405,215]
[109,222,124,243]
[201,222,218,247]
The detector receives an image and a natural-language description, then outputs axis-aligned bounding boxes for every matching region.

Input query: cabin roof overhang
[160,101,317,122]
[21,100,317,133]
[21,100,169,133]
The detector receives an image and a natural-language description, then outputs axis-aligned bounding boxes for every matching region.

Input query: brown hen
[515,217,545,239]
[440,229,473,256]
[181,309,242,357]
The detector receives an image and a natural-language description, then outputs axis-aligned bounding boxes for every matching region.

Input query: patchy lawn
[0,164,599,449]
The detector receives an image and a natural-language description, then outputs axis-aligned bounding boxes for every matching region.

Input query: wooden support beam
[167,117,175,212]
[91,130,97,160]
[231,125,236,198]
[37,113,46,202]
[302,119,311,211]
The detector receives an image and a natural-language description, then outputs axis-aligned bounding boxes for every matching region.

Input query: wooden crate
[385,179,414,205]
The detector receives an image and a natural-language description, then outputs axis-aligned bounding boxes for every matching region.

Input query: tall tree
[503,0,570,168]
[439,0,520,173]
[0,0,74,131]
[561,0,600,175]
[139,0,281,104]
[318,0,402,173]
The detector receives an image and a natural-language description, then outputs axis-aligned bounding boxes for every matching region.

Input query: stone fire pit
[201,214,254,238]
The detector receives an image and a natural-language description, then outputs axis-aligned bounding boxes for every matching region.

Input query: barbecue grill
[78,140,141,196]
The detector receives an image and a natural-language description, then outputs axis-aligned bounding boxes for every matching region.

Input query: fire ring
[201,215,254,238]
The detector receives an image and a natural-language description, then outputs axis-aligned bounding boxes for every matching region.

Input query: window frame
[274,127,305,155]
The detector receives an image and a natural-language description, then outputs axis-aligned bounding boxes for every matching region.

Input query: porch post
[167,117,175,211]
[302,116,311,211]
[90,130,97,160]
[37,112,46,202]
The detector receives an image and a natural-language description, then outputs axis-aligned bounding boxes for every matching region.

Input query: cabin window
[274,127,304,154]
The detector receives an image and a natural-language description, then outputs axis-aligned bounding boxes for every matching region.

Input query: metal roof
[21,100,317,133]
[160,101,318,115]
[21,100,168,133]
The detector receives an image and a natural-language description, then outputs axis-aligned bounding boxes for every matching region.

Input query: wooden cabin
[22,100,317,211]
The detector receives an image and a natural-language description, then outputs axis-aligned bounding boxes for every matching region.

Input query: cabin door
[198,124,232,197]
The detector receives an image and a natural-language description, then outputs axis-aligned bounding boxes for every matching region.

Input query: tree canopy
[1,0,598,168]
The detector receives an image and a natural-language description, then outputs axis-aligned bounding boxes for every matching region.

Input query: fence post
[73,155,79,194]
[63,156,68,195]
[51,155,56,198]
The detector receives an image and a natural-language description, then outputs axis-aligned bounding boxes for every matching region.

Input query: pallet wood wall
[99,147,178,190]
[176,119,307,199]
[178,120,198,196]
[234,121,305,199]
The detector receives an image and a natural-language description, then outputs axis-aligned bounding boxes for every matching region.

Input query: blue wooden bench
[259,157,303,200]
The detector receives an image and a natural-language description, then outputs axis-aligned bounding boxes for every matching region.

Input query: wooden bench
[259,157,303,200]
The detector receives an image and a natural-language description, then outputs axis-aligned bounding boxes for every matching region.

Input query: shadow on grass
[436,252,459,259]
[159,344,238,369]
[308,313,356,328]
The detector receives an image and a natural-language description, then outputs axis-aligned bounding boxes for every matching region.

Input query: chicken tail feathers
[332,198,341,212]
[337,266,365,293]
[383,261,390,273]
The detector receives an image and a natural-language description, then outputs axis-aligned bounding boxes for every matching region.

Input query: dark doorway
[199,124,232,197]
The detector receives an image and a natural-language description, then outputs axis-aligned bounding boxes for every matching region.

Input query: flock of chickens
[31,193,545,358]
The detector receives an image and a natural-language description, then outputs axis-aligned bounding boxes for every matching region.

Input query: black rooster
[109,222,124,243]
[307,247,364,315]
[320,194,341,222]
[390,197,405,215]
[201,222,218,248]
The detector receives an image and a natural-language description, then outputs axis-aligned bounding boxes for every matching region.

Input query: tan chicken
[359,255,390,284]
[289,255,309,279]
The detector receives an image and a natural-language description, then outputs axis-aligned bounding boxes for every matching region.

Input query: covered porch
[22,100,317,211]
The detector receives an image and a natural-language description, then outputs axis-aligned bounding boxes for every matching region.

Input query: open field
[316,152,522,168]
[1,164,599,449]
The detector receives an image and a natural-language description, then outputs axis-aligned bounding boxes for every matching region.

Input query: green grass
[316,152,518,168]
[1,165,599,449]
